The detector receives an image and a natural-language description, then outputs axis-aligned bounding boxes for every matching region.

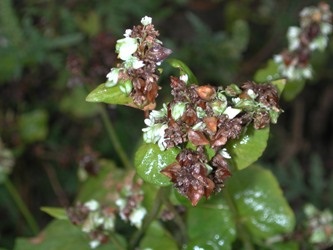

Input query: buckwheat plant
[274,2,332,80]
[87,16,283,207]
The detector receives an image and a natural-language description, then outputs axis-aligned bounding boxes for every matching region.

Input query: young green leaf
[86,83,132,105]
[40,207,68,220]
[135,143,180,186]
[254,59,280,83]
[226,126,269,170]
[166,58,198,84]
[225,165,295,240]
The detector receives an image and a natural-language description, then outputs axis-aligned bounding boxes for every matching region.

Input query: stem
[98,106,133,170]
[4,178,39,234]
[224,188,255,250]
[129,187,166,248]
[161,195,188,244]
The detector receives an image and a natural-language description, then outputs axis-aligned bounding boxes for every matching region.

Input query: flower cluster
[115,178,147,229]
[143,76,282,205]
[105,16,172,108]
[67,173,147,248]
[274,2,332,80]
[67,200,115,249]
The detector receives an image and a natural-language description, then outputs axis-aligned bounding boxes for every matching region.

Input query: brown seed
[188,130,209,146]
[195,85,216,101]
[204,117,218,133]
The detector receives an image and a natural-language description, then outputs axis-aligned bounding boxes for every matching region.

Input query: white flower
[141,16,152,26]
[142,123,168,150]
[124,29,132,37]
[124,56,145,69]
[171,102,186,120]
[223,106,241,119]
[219,148,231,159]
[84,200,99,211]
[247,89,257,99]
[116,37,138,61]
[180,74,188,83]
[287,26,301,51]
[89,240,100,249]
[321,23,332,35]
[129,206,147,228]
[309,36,328,51]
[105,68,120,87]
[273,54,283,63]
[103,216,115,230]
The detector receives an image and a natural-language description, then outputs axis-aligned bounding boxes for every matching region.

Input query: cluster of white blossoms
[274,3,332,81]
[142,104,168,150]
[105,16,153,92]
[81,200,115,249]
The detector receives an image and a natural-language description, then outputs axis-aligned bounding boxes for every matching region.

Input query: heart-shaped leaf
[225,165,295,240]
[226,126,269,170]
[186,195,236,250]
[135,143,180,186]
[40,207,68,220]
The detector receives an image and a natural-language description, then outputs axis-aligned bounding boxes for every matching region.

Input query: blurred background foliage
[0,0,333,249]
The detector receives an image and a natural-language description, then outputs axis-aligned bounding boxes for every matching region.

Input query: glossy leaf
[226,126,269,170]
[166,58,198,84]
[135,143,180,186]
[225,165,295,240]
[254,60,280,83]
[86,83,132,105]
[186,196,236,250]
[139,221,178,250]
[14,220,126,250]
[41,207,68,220]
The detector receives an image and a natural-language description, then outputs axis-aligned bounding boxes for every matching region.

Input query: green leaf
[166,58,198,84]
[254,60,280,83]
[186,195,236,250]
[14,220,126,250]
[139,221,178,250]
[282,80,305,101]
[225,165,295,240]
[226,126,269,170]
[77,159,124,202]
[18,109,48,143]
[86,83,132,105]
[270,79,286,97]
[135,143,180,186]
[41,207,68,220]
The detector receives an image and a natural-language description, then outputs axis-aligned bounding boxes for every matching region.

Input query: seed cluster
[143,76,282,205]
[105,16,172,109]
